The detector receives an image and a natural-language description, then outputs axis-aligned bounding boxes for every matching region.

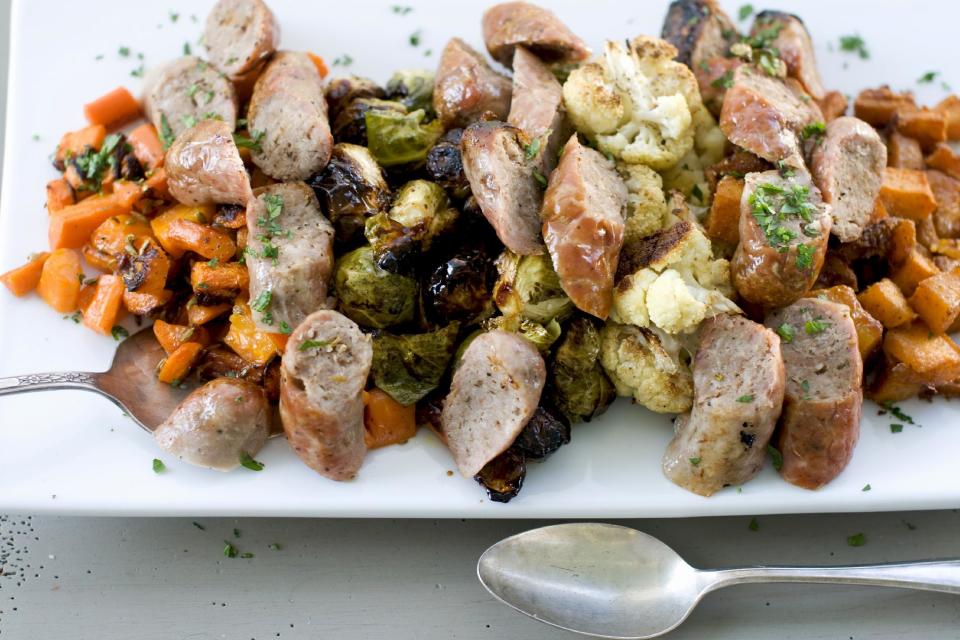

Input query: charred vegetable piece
[325,76,386,122]
[423,246,496,325]
[309,143,391,247]
[365,108,444,168]
[332,98,406,146]
[371,322,460,406]
[474,447,526,503]
[493,252,573,325]
[385,69,435,114]
[426,129,470,200]
[333,246,418,329]
[486,315,562,352]
[366,180,458,272]
[513,404,571,460]
[549,316,616,424]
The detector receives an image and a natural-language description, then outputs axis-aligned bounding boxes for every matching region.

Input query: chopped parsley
[233,528,241,538]
[710,69,734,89]
[207,258,219,268]
[890,423,904,433]
[169,10,179,22]
[736,394,755,403]
[689,457,701,466]
[159,113,176,149]
[839,35,869,59]
[118,46,131,57]
[736,21,784,76]
[223,542,238,558]
[532,169,548,188]
[192,521,205,531]
[111,326,129,341]
[862,484,872,492]
[748,517,759,531]
[846,532,867,547]
[240,552,255,559]
[801,121,826,140]
[795,243,815,271]
[64,311,82,324]
[152,458,166,473]
[391,5,413,14]
[524,137,541,160]
[767,444,783,471]
[233,129,265,152]
[800,379,811,400]
[130,64,145,78]
[918,71,939,84]
[70,133,123,191]
[749,182,818,261]
[32,133,40,141]
[278,321,292,335]
[186,83,199,99]
[250,290,272,314]
[95,54,104,61]
[738,4,754,21]
[409,30,422,46]
[183,42,192,56]
[804,318,829,335]
[332,54,354,67]
[298,339,331,351]
[776,323,795,343]
[182,115,198,129]
[691,184,705,203]
[269,543,282,551]
[240,452,264,471]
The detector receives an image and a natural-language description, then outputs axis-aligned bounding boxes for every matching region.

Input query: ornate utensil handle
[0,371,101,396]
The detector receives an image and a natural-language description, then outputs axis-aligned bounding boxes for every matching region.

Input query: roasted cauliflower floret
[619,163,670,243]
[563,37,701,170]
[661,109,727,208]
[611,219,739,334]
[599,323,693,414]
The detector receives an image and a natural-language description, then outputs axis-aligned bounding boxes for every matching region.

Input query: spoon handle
[707,560,960,595]
[0,371,101,396]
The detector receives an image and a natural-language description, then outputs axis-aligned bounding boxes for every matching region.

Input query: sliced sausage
[732,169,832,307]
[507,46,567,175]
[542,134,627,319]
[441,330,546,477]
[433,38,512,130]
[752,11,824,100]
[165,119,252,206]
[720,66,823,166]
[247,51,333,181]
[764,298,863,490]
[203,0,279,79]
[154,378,271,471]
[662,314,785,496]
[661,0,738,68]
[461,121,544,255]
[143,56,237,141]
[245,182,335,332]
[279,310,372,480]
[810,117,888,242]
[482,1,590,67]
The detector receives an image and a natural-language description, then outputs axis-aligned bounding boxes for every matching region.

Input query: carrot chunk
[307,52,329,79]
[127,123,165,170]
[45,179,76,213]
[0,252,50,296]
[55,125,106,165]
[80,274,126,336]
[83,87,142,130]
[153,319,211,355]
[157,342,204,384]
[36,248,83,313]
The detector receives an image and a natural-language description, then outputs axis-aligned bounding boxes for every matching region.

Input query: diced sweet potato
[934,95,960,140]
[888,218,917,265]
[223,303,278,367]
[704,175,743,249]
[187,301,232,326]
[916,216,940,251]
[880,167,937,221]
[807,285,883,360]
[36,248,83,313]
[164,220,236,263]
[883,321,960,385]
[909,268,960,334]
[854,87,917,126]
[123,289,172,316]
[45,179,75,213]
[150,204,216,257]
[891,249,940,296]
[869,198,888,222]
[858,278,917,328]
[153,319,211,355]
[926,169,960,238]
[190,261,249,298]
[886,131,924,170]
[932,239,960,260]
[364,389,417,449]
[867,359,925,404]
[925,143,960,180]
[157,342,205,385]
[88,213,155,272]
[896,108,947,150]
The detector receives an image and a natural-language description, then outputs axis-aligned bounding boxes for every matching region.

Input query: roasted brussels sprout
[485,315,562,352]
[474,447,526,503]
[513,404,571,460]
[371,322,459,406]
[385,69,435,114]
[426,129,470,200]
[548,316,616,424]
[493,252,574,325]
[366,108,444,168]
[333,246,417,329]
[309,143,391,247]
[325,76,386,122]
[332,98,406,146]
[423,246,496,325]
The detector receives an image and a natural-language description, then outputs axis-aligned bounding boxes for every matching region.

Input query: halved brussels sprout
[548,316,616,424]
[332,98,406,146]
[474,447,526,503]
[371,322,459,406]
[385,69,435,114]
[365,108,444,167]
[513,404,571,460]
[426,128,470,200]
[325,76,385,122]
[333,246,417,329]
[423,246,496,325]
[493,252,574,325]
[485,315,562,352]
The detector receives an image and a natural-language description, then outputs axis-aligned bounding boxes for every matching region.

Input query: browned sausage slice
[764,298,863,490]
[810,116,887,242]
[279,310,372,481]
[441,330,546,477]
[662,314,785,496]
[461,121,545,255]
[482,1,590,67]
[433,38,512,130]
[247,52,333,180]
[731,169,832,307]
[166,119,252,206]
[542,134,627,319]
[720,66,823,166]
[204,0,280,79]
[154,378,272,471]
[143,57,238,141]
[661,0,738,68]
[752,11,824,100]
[507,46,567,175]
[245,182,335,332]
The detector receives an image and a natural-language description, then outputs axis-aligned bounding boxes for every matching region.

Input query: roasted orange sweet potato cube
[190,261,249,298]
[934,95,960,140]
[36,248,83,313]
[926,169,960,238]
[187,300,232,326]
[157,342,205,385]
[888,218,917,265]
[223,303,279,367]
[164,219,236,263]
[896,108,947,150]
[909,268,960,334]
[117,239,170,297]
[891,249,940,296]
[867,360,925,404]
[880,168,937,221]
[883,322,960,385]
[123,289,172,316]
[886,131,925,170]
[854,87,917,126]
[704,175,743,249]
[153,319,211,355]
[88,213,155,272]
[807,285,883,360]
[150,204,217,257]
[364,389,417,449]
[857,278,917,328]
[916,216,940,251]
[926,143,960,180]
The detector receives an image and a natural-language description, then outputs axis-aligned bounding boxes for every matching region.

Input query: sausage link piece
[154,378,272,471]
[482,1,590,67]
[442,330,546,477]
[280,310,372,481]
[245,182,335,332]
[143,56,238,141]
[434,38,512,130]
[247,52,333,180]
[166,119,252,206]
[204,0,279,79]
[765,298,863,489]
[507,46,567,176]
[752,11,824,100]
[662,314,785,496]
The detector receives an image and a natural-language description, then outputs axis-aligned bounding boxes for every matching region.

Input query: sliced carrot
[267,332,290,352]
[307,52,329,79]
[187,300,232,326]
[150,204,216,257]
[0,252,50,296]
[157,342,204,384]
[144,166,170,200]
[83,87,142,130]
[164,219,236,262]
[123,289,172,316]
[363,389,417,449]
[190,261,249,297]
[55,124,106,165]
[36,248,83,313]
[45,179,75,213]
[153,319,210,355]
[88,213,155,271]
[127,123,165,170]
[48,184,142,250]
[79,274,125,336]
[82,245,116,273]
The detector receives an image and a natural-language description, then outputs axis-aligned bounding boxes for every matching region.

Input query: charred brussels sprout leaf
[423,247,496,325]
[324,76,385,122]
[371,322,460,405]
[385,69,435,114]
[474,447,526,503]
[549,317,616,424]
[514,404,571,460]
[494,252,573,325]
[485,315,562,352]
[334,246,417,328]
[332,98,406,146]
[426,129,470,200]
[366,108,443,167]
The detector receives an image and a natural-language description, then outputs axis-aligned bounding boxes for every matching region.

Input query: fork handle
[0,371,101,395]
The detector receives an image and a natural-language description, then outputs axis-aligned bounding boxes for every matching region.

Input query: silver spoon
[478,522,960,639]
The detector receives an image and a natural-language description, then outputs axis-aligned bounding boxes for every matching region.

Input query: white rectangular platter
[1,0,958,517]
